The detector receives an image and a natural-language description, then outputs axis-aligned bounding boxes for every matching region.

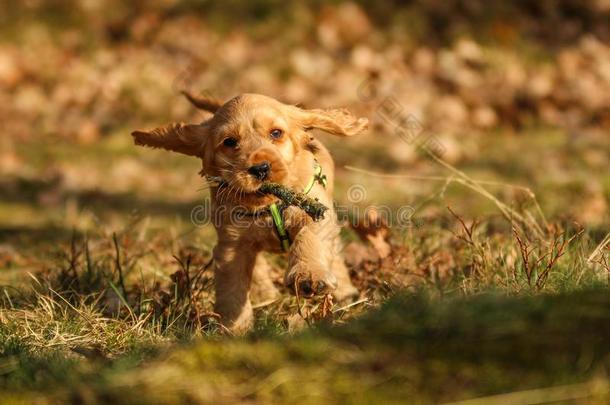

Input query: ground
[1,1,610,403]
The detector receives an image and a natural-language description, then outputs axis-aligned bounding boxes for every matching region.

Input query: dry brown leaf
[350,207,391,259]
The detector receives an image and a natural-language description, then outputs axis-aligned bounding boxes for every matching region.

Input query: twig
[513,228,534,286]
[538,229,583,289]
[447,206,479,246]
[513,227,584,290]
[259,182,328,220]
[206,176,328,221]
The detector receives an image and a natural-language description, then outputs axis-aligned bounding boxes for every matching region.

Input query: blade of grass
[107,280,136,323]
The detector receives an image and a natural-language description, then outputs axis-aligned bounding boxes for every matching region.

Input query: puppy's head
[132,92,368,204]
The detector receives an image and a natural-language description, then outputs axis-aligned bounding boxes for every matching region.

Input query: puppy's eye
[270,129,283,140]
[223,137,238,148]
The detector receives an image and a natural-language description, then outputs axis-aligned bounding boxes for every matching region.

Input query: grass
[0,127,608,403]
[0,200,608,401]
[5,290,610,403]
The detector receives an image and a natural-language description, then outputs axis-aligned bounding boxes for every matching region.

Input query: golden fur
[132,92,368,333]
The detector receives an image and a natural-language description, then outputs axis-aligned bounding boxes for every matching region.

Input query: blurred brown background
[0,0,609,260]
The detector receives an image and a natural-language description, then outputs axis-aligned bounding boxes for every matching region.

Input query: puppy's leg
[285,220,339,297]
[329,239,359,302]
[250,253,280,305]
[213,244,257,334]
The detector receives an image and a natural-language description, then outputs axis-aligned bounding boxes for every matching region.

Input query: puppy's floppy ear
[295,107,368,136]
[181,90,223,113]
[131,123,207,157]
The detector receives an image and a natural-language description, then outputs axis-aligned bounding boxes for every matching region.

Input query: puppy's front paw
[285,263,337,298]
[333,284,360,303]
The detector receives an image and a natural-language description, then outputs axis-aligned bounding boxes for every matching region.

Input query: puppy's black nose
[248,161,271,180]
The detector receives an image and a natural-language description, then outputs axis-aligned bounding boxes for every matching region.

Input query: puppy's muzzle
[248,161,271,181]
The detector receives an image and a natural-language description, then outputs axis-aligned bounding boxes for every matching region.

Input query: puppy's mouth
[244,176,287,196]
[208,173,283,207]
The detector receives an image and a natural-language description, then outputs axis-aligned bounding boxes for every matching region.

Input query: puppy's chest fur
[213,184,331,253]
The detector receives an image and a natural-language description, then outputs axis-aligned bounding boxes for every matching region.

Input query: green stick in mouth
[206,176,328,221]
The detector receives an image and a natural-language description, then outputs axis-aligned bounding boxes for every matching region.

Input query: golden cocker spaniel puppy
[132,92,368,333]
